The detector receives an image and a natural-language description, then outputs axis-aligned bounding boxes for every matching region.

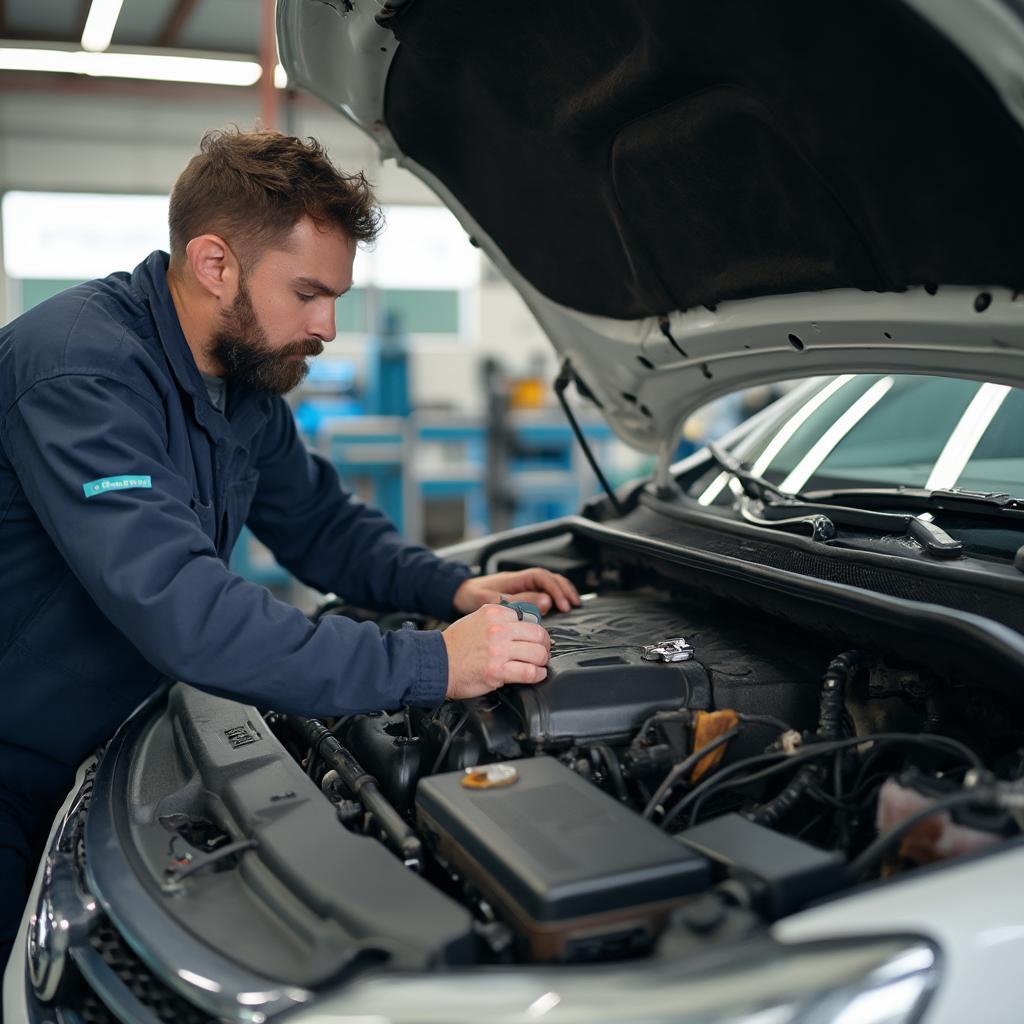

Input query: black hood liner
[381,0,1024,319]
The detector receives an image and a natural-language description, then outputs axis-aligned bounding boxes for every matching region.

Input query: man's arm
[245,403,582,619]
[1,373,452,714]
[245,402,471,619]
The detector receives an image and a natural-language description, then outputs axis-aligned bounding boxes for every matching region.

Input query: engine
[269,583,1024,965]
[335,591,814,812]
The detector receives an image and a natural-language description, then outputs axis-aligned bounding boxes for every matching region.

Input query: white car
[9,1,1024,1022]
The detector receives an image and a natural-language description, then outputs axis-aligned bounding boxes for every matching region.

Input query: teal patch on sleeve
[82,475,153,499]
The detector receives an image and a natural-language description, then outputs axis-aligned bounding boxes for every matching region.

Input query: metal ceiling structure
[0,0,262,55]
[0,0,287,127]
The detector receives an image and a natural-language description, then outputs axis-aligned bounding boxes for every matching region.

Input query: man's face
[211,216,355,396]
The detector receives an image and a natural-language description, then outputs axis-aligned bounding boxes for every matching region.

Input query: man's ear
[185,234,240,301]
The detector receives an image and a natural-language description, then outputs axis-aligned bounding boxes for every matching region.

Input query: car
[8,1,1024,1022]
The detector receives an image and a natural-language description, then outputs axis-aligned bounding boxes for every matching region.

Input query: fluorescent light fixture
[925,382,1011,490]
[81,0,125,52]
[0,45,261,87]
[779,376,895,493]
[274,62,288,88]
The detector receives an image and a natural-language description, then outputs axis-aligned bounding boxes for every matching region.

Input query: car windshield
[690,374,1024,506]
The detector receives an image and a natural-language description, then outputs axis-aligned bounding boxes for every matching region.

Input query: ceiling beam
[259,0,278,129]
[155,0,200,48]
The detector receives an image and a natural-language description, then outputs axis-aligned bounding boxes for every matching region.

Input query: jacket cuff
[403,629,450,707]
[420,560,473,622]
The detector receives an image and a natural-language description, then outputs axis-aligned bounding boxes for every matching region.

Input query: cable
[642,713,795,820]
[661,731,982,831]
[642,726,742,819]
[164,838,259,885]
[431,712,470,774]
[751,651,857,829]
[683,732,982,829]
[847,788,995,880]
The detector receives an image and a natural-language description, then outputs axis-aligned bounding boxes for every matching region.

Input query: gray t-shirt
[200,371,227,414]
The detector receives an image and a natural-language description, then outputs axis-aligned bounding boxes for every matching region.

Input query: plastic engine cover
[499,601,712,744]
[416,757,710,959]
[503,649,710,744]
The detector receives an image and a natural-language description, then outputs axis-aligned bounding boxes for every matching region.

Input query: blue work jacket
[0,251,469,814]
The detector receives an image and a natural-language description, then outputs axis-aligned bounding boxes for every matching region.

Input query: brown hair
[168,127,382,270]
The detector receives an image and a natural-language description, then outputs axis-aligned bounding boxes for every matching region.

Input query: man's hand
[442,603,551,699]
[453,567,581,617]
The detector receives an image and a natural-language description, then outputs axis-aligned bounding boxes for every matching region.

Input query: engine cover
[502,646,710,745]
[499,595,711,745]
[416,757,711,960]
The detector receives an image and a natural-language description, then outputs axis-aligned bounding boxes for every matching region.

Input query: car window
[691,374,1024,502]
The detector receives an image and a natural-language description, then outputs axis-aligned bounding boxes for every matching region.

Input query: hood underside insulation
[381,0,1024,319]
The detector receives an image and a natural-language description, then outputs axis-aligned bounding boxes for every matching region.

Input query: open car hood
[278,0,1024,457]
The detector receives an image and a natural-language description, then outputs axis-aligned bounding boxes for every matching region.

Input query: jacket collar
[132,251,271,447]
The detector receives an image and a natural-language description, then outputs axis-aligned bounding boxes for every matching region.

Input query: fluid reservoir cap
[462,763,520,789]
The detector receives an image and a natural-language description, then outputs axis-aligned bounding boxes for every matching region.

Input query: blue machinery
[230,412,616,588]
[229,312,619,587]
[328,411,616,537]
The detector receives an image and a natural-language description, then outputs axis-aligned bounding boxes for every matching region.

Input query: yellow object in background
[510,376,547,410]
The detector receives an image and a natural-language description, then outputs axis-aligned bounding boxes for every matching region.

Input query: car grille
[78,989,116,1024]
[83,917,215,1024]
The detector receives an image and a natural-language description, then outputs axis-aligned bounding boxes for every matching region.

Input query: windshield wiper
[704,443,963,559]
[704,441,800,504]
[801,486,1024,517]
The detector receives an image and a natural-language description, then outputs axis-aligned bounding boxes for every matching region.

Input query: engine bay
[264,560,1024,967]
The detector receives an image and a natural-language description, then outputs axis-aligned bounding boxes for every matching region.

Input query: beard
[210,280,324,397]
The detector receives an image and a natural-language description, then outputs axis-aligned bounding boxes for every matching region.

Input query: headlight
[286,935,937,1024]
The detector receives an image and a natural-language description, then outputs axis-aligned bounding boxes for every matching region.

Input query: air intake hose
[750,651,861,828]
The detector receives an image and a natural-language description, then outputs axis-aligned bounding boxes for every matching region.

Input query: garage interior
[5,5,1024,1023]
[0,0,727,597]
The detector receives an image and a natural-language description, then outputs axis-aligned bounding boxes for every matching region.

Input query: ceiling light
[81,0,126,53]
[0,46,262,87]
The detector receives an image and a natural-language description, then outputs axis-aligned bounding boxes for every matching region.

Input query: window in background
[2,193,479,335]
[350,205,479,337]
[2,191,170,314]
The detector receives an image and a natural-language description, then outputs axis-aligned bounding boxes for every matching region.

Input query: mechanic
[0,128,580,974]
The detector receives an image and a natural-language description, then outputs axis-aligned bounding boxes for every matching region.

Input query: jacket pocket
[221,470,260,559]
[190,494,217,541]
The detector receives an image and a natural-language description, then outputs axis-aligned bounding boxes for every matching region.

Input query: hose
[750,651,861,828]
[288,716,422,867]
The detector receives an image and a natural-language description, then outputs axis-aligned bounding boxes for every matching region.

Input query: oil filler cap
[461,764,520,790]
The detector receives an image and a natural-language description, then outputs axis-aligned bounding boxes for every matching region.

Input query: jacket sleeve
[245,401,471,620]
[0,373,450,714]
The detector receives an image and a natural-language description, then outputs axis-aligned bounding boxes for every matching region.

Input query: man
[0,128,579,974]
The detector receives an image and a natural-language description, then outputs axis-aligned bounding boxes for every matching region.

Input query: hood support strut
[555,359,625,516]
